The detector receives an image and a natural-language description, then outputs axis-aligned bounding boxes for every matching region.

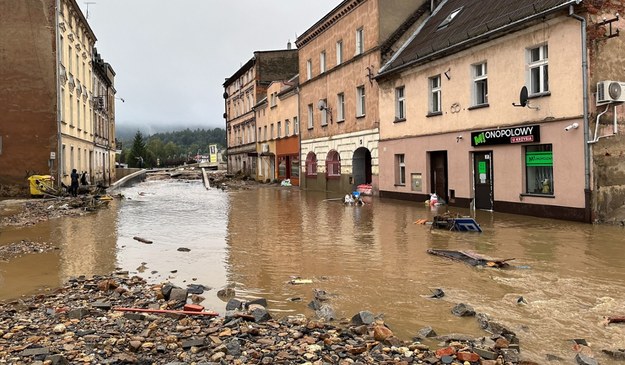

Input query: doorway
[352,147,372,187]
[473,151,493,210]
[429,151,448,202]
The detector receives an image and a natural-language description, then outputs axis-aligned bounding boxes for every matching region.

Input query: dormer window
[438,7,463,29]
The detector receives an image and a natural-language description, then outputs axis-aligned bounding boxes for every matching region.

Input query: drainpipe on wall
[55,0,63,187]
[569,4,592,222]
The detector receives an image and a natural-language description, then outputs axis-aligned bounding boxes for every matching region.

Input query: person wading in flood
[70,169,79,197]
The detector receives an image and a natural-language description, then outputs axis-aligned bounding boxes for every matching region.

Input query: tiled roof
[380,0,578,75]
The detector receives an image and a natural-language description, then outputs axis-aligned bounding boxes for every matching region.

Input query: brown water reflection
[2,181,625,363]
[0,201,118,299]
[225,188,625,364]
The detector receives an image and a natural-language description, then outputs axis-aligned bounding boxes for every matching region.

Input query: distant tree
[128,131,147,168]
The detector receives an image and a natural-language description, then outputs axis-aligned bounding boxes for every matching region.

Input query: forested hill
[149,128,226,151]
[118,127,226,153]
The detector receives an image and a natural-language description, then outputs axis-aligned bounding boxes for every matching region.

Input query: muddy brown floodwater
[1,179,624,363]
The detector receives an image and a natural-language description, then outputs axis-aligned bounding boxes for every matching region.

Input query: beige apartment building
[375,0,625,222]
[254,76,300,185]
[0,0,116,193]
[223,50,298,177]
[295,0,429,195]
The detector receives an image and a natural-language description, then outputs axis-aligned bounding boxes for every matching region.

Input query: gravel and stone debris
[0,274,539,365]
[0,197,110,228]
[0,240,57,261]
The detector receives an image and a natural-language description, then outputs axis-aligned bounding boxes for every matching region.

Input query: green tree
[128,131,147,168]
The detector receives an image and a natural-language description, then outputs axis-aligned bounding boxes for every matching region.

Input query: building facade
[376,0,609,222]
[254,77,301,185]
[295,0,428,196]
[223,50,298,177]
[0,0,115,193]
[92,49,117,186]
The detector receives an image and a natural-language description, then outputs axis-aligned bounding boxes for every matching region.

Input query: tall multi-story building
[223,49,298,177]
[295,0,429,196]
[0,0,116,193]
[92,49,117,186]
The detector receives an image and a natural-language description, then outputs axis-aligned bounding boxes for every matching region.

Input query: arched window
[326,150,341,178]
[306,152,317,177]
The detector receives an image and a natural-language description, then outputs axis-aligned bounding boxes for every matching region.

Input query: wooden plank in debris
[427,249,513,268]
[113,307,218,317]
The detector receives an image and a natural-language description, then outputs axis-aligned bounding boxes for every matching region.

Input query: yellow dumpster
[28,175,55,197]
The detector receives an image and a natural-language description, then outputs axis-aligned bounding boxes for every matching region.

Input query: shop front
[379,120,587,221]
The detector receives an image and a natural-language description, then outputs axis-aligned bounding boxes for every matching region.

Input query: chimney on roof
[287,40,292,50]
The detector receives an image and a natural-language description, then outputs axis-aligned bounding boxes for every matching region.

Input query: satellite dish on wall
[317,99,327,110]
[512,86,528,107]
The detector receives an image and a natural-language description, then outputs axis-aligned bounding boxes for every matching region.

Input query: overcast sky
[78,1,339,132]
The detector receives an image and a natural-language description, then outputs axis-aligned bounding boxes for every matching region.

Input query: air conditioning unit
[597,80,625,104]
[261,143,269,153]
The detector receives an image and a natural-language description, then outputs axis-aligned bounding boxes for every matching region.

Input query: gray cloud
[80,0,338,130]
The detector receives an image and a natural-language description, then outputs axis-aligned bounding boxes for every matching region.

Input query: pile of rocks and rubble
[0,240,57,261]
[146,168,269,191]
[0,196,112,228]
[0,274,548,365]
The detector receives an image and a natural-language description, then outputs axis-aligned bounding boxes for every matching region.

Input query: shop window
[291,157,300,179]
[278,157,287,179]
[306,151,317,177]
[326,150,341,178]
[525,144,553,195]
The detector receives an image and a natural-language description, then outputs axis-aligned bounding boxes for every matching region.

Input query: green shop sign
[526,151,553,166]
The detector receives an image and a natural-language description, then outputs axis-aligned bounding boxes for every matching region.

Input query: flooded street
[1,179,625,363]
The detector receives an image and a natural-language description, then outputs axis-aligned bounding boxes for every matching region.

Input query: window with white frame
[285,119,290,136]
[294,116,299,135]
[528,44,548,95]
[306,59,312,80]
[320,51,326,73]
[429,75,441,114]
[321,99,328,126]
[60,88,65,122]
[263,126,267,141]
[60,36,64,64]
[277,121,281,138]
[396,154,406,185]
[395,86,406,120]
[307,104,314,129]
[270,92,277,107]
[472,62,488,106]
[337,93,345,121]
[76,96,82,130]
[356,86,365,117]
[69,94,74,126]
[336,40,343,65]
[258,127,262,141]
[270,123,274,139]
[355,27,364,55]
